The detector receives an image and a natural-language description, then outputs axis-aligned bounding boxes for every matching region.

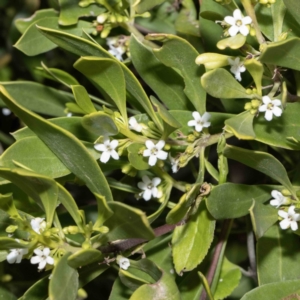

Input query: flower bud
[251,99,261,108]
[282,189,291,196]
[186,145,194,154]
[246,89,252,94]
[97,14,108,24]
[6,225,18,233]
[68,226,79,234]
[250,108,258,115]
[77,288,88,299]
[82,241,91,249]
[195,53,231,69]
[244,102,252,110]
[110,15,116,23]
[164,144,171,151]
[187,134,196,142]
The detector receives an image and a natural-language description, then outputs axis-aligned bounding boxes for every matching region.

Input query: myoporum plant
[1,0,300,299]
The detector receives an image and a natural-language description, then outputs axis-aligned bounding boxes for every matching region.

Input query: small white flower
[31,218,46,234]
[143,140,168,166]
[270,190,289,208]
[94,138,119,164]
[118,257,130,270]
[7,246,28,264]
[258,96,282,121]
[228,57,246,81]
[97,14,107,24]
[2,108,11,116]
[30,247,54,270]
[67,112,72,117]
[224,9,252,37]
[187,112,211,132]
[138,175,161,201]
[170,156,179,173]
[107,37,126,62]
[278,206,300,231]
[129,117,143,132]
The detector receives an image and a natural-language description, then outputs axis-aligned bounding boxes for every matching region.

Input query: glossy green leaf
[71,85,96,114]
[74,57,127,122]
[224,144,295,195]
[254,102,300,150]
[0,82,72,117]
[13,117,98,142]
[19,276,49,300]
[78,263,109,288]
[0,193,20,218]
[201,68,252,99]
[260,38,300,71]
[15,9,58,33]
[147,34,206,114]
[241,280,300,300]
[214,257,241,300]
[0,136,70,178]
[37,27,162,129]
[0,237,28,250]
[14,17,93,56]
[244,59,264,95]
[0,86,113,201]
[58,0,105,25]
[130,35,190,110]
[207,183,275,219]
[105,202,155,240]
[225,111,255,140]
[109,278,132,300]
[0,287,17,300]
[172,201,215,273]
[257,225,300,285]
[195,53,231,70]
[216,34,247,50]
[249,201,278,239]
[128,143,149,171]
[68,249,103,269]
[135,0,165,14]
[119,269,152,291]
[49,252,78,300]
[283,0,300,26]
[93,193,113,227]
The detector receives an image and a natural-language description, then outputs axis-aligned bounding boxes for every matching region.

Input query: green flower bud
[77,288,88,299]
[246,89,252,94]
[82,241,91,249]
[282,189,292,196]
[6,225,18,233]
[278,31,288,41]
[43,230,51,237]
[244,102,252,110]
[63,227,69,235]
[121,164,137,177]
[186,145,194,154]
[164,144,171,151]
[110,15,116,23]
[179,155,187,165]
[68,226,79,234]
[94,226,109,234]
[117,15,123,23]
[1,274,12,283]
[50,228,60,234]
[187,134,196,142]
[250,108,258,115]
[251,99,261,108]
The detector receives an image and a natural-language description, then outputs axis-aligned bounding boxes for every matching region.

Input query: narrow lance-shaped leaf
[0,86,113,201]
[244,59,264,95]
[224,144,295,196]
[71,85,96,114]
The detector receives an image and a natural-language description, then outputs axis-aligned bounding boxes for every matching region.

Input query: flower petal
[239,25,249,36]
[202,112,211,122]
[137,182,146,190]
[145,140,154,149]
[258,104,267,112]
[152,187,158,198]
[156,140,165,150]
[142,175,151,184]
[7,251,17,264]
[272,106,282,117]
[192,111,201,121]
[224,16,235,25]
[143,149,151,157]
[31,256,42,264]
[228,25,240,37]
[110,150,119,160]
[279,219,290,230]
[152,177,161,187]
[233,9,242,20]
[110,140,119,149]
[157,150,168,160]
[187,120,196,127]
[278,210,288,218]
[38,260,47,270]
[94,144,106,152]
[46,256,54,265]
[148,155,157,166]
[242,16,252,25]
[262,96,271,104]
[272,99,281,106]
[43,248,51,256]
[100,152,110,163]
[34,248,43,256]
[270,199,279,207]
[291,221,298,231]
[264,110,273,121]
[195,124,203,132]
[143,189,152,201]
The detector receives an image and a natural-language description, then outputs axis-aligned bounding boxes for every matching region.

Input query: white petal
[272,99,281,106]
[94,144,106,151]
[235,72,242,81]
[264,110,273,121]
[43,248,51,256]
[31,256,42,265]
[34,248,43,256]
[100,152,110,163]
[258,104,267,112]
[278,210,288,218]
[156,140,165,150]
[142,175,151,184]
[38,260,47,270]
[143,189,152,201]
[192,111,201,121]
[239,25,249,36]
[157,150,168,160]
[271,190,280,198]
[187,120,196,127]
[233,9,242,20]
[152,177,161,187]
[272,106,282,117]
[224,16,235,26]
[145,140,154,149]
[152,187,158,198]
[7,251,17,264]
[129,117,137,126]
[202,112,211,122]
[46,256,54,265]
[270,199,279,207]
[242,16,252,25]
[195,124,203,132]
[16,254,23,263]
[262,96,271,104]
[148,155,157,166]
[110,140,119,149]
[110,150,119,160]
[239,65,246,72]
[279,219,290,230]
[203,121,211,128]
[291,221,298,231]
[143,149,151,157]
[288,205,296,214]
[137,182,146,190]
[228,25,240,37]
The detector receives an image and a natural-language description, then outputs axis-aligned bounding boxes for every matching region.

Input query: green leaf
[109,278,132,300]
[82,111,119,137]
[260,38,300,71]
[49,252,78,300]
[135,0,165,14]
[0,193,20,218]
[0,168,58,226]
[172,201,215,273]
[128,143,149,171]
[71,85,96,114]
[0,237,28,250]
[207,183,275,219]
[93,193,113,227]
[216,35,247,50]
[244,59,264,95]
[257,225,300,285]
[119,269,152,291]
[214,257,241,300]
[249,201,278,239]
[130,35,190,110]
[19,276,49,300]
[68,249,103,269]
[147,34,206,114]
[14,17,93,56]
[241,280,300,300]
[283,0,300,26]
[37,27,162,129]
[0,287,17,300]
[201,68,252,99]
[0,136,70,178]
[78,263,109,288]
[58,0,105,25]
[105,202,155,240]
[254,102,300,150]
[0,85,113,201]
[74,58,127,122]
[0,82,72,117]
[225,111,256,140]
[223,144,295,195]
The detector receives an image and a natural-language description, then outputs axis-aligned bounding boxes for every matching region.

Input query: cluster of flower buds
[258,0,276,6]
[244,98,261,115]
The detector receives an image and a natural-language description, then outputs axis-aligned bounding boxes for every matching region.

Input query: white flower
[94,138,119,164]
[138,175,161,201]
[278,206,300,231]
[7,246,28,264]
[187,112,211,132]
[228,57,246,81]
[107,37,126,62]
[258,96,282,121]
[143,140,168,166]
[224,9,252,37]
[31,217,46,234]
[129,117,143,132]
[118,257,130,270]
[270,190,289,208]
[170,156,179,173]
[2,108,11,116]
[30,247,54,270]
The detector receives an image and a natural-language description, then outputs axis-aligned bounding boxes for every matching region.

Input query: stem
[240,0,265,45]
[199,219,233,300]
[196,147,205,183]
[198,272,215,300]
[246,218,258,282]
